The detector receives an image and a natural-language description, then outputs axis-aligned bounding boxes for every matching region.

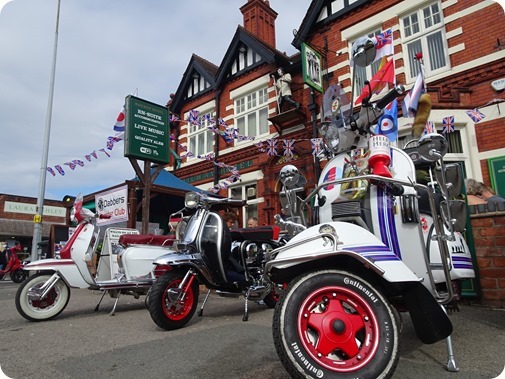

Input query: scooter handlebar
[375,85,405,110]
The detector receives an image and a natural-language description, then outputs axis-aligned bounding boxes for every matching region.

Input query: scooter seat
[230,226,280,242]
[119,234,175,247]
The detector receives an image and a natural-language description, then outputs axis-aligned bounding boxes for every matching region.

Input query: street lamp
[31,0,61,262]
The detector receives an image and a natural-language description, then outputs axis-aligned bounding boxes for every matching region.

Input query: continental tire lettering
[291,342,324,378]
[343,277,378,303]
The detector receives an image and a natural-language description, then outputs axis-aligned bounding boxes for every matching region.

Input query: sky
[0,0,309,201]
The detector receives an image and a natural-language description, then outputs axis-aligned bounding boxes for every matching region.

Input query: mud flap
[403,282,453,344]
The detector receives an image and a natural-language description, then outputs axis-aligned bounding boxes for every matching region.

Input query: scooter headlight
[185,192,199,209]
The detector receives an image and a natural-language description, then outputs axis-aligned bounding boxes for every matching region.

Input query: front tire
[273,269,399,379]
[148,271,199,330]
[15,273,70,322]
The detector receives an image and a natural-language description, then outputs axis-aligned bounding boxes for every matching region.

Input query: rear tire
[148,271,199,330]
[273,269,399,379]
[11,269,28,283]
[15,273,70,321]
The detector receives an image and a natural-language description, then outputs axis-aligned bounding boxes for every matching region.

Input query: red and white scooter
[15,194,174,321]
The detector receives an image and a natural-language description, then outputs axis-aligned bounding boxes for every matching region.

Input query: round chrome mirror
[280,165,300,189]
[417,133,448,161]
[351,37,376,67]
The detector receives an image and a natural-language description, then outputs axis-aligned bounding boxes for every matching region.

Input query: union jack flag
[84,155,92,162]
[72,160,85,167]
[90,151,98,159]
[218,118,227,127]
[466,108,486,123]
[169,114,180,123]
[376,29,392,49]
[267,139,277,157]
[284,139,295,160]
[423,120,436,135]
[311,138,323,156]
[442,115,455,134]
[47,167,56,177]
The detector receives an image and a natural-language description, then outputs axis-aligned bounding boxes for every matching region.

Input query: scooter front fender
[23,259,91,288]
[152,251,216,285]
[267,222,420,284]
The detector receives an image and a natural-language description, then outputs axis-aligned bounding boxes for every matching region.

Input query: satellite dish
[351,37,376,67]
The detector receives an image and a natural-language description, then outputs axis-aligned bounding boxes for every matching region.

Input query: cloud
[0,0,307,200]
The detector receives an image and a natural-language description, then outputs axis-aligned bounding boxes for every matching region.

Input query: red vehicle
[0,242,28,283]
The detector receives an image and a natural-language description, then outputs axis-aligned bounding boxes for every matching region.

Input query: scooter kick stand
[243,289,250,322]
[94,290,107,312]
[442,305,459,372]
[110,293,120,316]
[198,289,212,317]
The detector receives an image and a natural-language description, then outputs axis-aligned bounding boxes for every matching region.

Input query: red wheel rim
[162,279,194,321]
[297,285,380,372]
[30,287,58,309]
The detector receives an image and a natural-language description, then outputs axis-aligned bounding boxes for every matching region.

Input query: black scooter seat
[230,226,280,242]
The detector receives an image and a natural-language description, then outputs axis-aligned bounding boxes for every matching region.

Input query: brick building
[165,0,505,228]
[0,193,67,254]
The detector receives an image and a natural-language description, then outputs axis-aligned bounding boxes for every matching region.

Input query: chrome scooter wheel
[15,273,70,322]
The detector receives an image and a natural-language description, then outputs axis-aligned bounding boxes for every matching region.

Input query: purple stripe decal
[377,186,402,258]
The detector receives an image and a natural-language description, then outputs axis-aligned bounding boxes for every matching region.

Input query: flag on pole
[442,116,455,134]
[113,106,126,132]
[402,71,425,117]
[371,29,393,63]
[355,57,395,105]
[376,99,398,142]
[466,108,486,123]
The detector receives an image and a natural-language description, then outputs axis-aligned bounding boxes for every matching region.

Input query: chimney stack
[240,0,278,49]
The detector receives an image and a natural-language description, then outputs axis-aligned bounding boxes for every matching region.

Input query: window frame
[186,110,215,160]
[400,1,450,81]
[234,87,270,141]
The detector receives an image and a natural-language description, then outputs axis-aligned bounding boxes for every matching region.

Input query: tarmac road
[0,279,504,379]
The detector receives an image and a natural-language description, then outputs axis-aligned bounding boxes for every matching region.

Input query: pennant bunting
[267,139,278,157]
[423,120,436,135]
[466,108,486,123]
[283,139,295,160]
[55,165,65,176]
[64,162,77,170]
[311,138,323,156]
[442,116,455,134]
[47,167,56,177]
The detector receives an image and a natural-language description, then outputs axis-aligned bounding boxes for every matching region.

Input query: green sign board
[124,95,170,164]
[488,155,505,196]
[301,43,323,93]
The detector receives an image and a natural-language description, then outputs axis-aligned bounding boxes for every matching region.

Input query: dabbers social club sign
[95,186,129,226]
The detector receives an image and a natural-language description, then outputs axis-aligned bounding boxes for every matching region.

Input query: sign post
[124,96,170,233]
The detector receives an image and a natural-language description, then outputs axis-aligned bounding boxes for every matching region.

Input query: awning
[0,219,60,238]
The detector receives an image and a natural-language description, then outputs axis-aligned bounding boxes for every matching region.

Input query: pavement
[0,279,504,379]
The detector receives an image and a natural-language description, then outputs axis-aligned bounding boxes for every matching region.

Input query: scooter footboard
[403,281,453,344]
